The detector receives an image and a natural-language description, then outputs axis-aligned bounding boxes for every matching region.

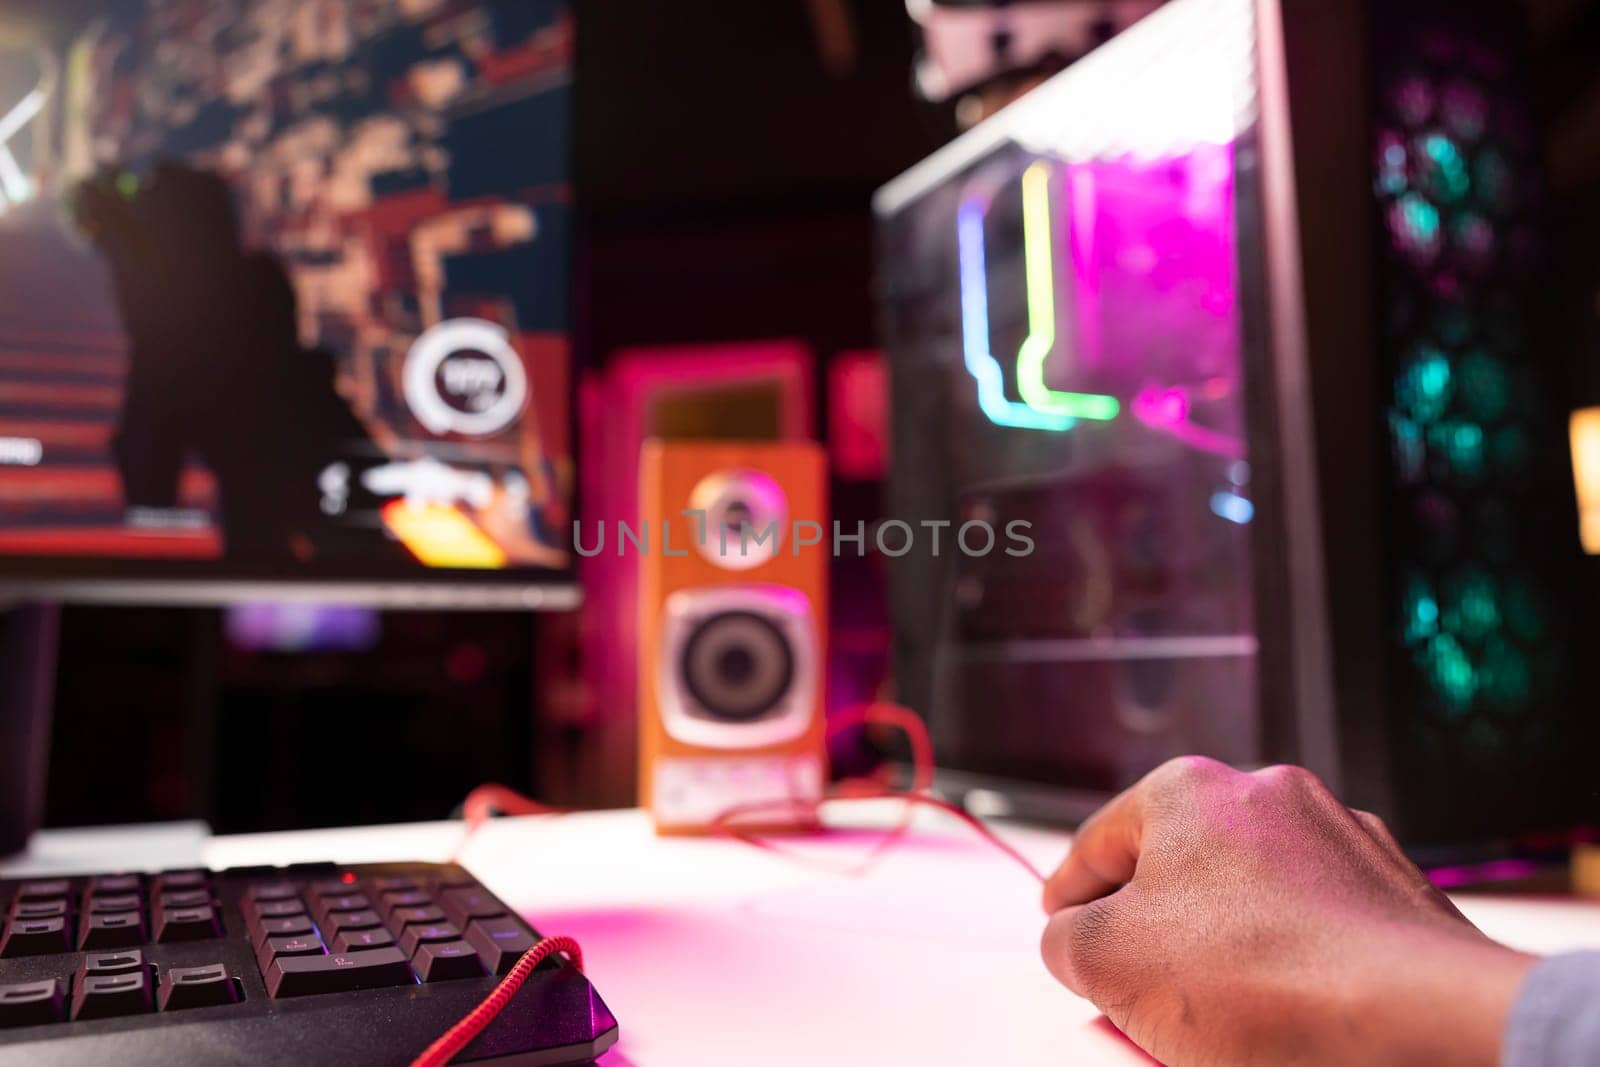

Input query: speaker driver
[679,610,795,722]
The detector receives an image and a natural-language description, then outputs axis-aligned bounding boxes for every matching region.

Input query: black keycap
[158,965,240,1012]
[433,869,477,890]
[0,916,71,957]
[321,909,381,936]
[379,890,431,914]
[314,894,370,923]
[152,870,207,892]
[247,899,306,922]
[263,946,415,998]
[10,899,68,919]
[413,941,487,982]
[331,928,395,953]
[390,905,447,928]
[439,888,507,929]
[78,911,146,950]
[256,935,324,973]
[87,894,141,914]
[306,880,359,899]
[369,876,420,894]
[250,915,314,949]
[71,971,152,1019]
[77,949,145,980]
[87,875,141,897]
[398,922,461,957]
[154,905,220,942]
[463,916,536,974]
[17,880,71,901]
[0,979,64,1028]
[244,882,298,903]
[158,889,211,909]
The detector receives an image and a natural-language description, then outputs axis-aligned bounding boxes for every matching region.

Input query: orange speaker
[638,439,828,835]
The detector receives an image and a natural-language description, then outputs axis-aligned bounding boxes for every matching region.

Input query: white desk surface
[9,807,1600,1067]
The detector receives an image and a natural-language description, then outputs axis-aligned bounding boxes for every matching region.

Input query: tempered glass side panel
[875,0,1267,792]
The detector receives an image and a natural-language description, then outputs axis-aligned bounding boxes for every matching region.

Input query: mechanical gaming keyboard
[0,862,618,1066]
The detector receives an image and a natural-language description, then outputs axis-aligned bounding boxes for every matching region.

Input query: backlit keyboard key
[158,965,240,1012]
[379,890,431,914]
[463,916,535,974]
[71,971,152,1020]
[246,899,306,922]
[154,905,220,942]
[413,941,486,982]
[78,911,146,950]
[17,880,70,901]
[159,889,211,909]
[0,979,65,1028]
[439,888,506,929]
[245,882,299,903]
[87,893,141,914]
[77,949,146,980]
[251,916,314,949]
[256,935,324,972]
[331,928,395,953]
[10,899,68,920]
[398,922,461,957]
[87,875,141,897]
[263,946,415,998]
[314,894,370,923]
[0,916,71,956]
[321,909,381,936]
[390,905,447,928]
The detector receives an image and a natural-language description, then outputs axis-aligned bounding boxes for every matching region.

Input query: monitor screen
[0,0,575,607]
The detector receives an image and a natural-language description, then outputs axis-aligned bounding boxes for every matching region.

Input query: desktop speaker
[637,440,828,834]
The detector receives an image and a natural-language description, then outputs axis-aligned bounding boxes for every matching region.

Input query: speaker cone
[679,610,795,721]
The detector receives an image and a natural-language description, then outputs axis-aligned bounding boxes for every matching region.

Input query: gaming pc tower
[876,0,1592,844]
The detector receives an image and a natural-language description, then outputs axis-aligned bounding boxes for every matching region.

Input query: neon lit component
[955,200,1075,431]
[1013,163,1120,422]
[1131,386,1246,458]
[1208,491,1253,525]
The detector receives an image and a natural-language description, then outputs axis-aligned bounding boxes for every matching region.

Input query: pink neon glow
[1133,385,1190,426]
[1426,858,1541,889]
[1131,384,1247,459]
[1054,142,1248,463]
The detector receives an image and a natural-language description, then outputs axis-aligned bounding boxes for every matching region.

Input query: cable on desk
[409,935,584,1067]
[424,701,1043,1062]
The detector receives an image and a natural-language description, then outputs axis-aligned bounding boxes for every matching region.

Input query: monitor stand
[1,602,60,857]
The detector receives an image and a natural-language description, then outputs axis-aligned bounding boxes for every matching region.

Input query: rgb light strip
[956,198,1076,431]
[1014,162,1120,422]
[956,166,1120,432]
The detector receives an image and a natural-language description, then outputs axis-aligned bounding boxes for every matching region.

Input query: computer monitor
[0,0,577,854]
[0,0,577,610]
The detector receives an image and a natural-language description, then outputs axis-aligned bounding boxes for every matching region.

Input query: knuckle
[1152,755,1228,793]
[1252,763,1322,793]
[1352,808,1387,831]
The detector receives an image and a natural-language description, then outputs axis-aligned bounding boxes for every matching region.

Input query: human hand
[1040,757,1535,1066]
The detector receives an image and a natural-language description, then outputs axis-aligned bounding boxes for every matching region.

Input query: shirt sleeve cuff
[1502,951,1600,1067]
